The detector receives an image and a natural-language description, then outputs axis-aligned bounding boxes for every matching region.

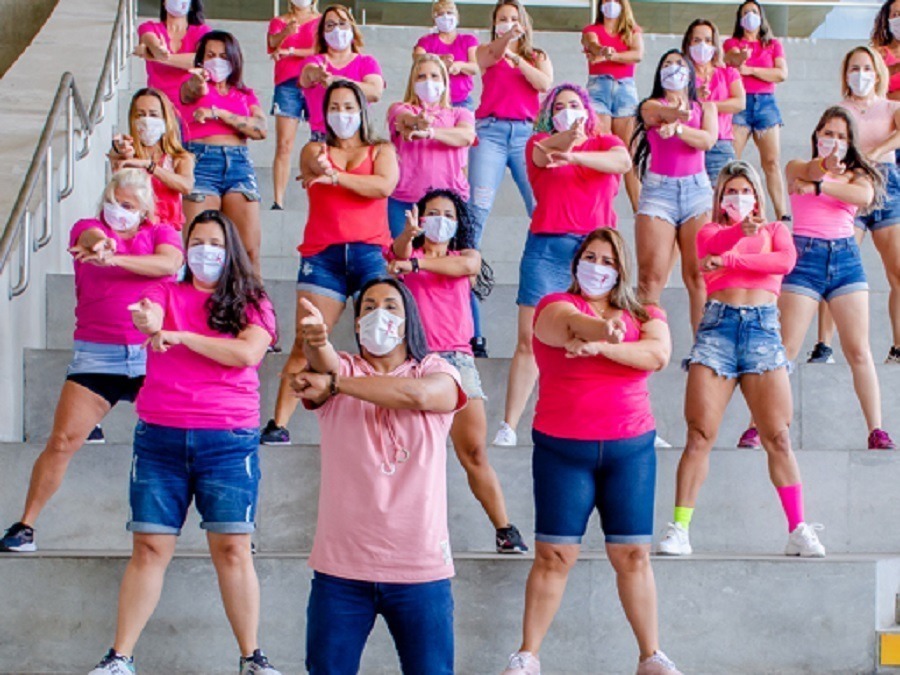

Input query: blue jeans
[637,171,712,227]
[297,243,387,302]
[516,232,584,306]
[388,197,415,239]
[271,79,308,120]
[468,117,535,248]
[185,143,261,202]
[857,162,900,231]
[705,139,736,188]
[782,235,868,302]
[586,75,639,118]
[67,340,146,378]
[306,572,454,674]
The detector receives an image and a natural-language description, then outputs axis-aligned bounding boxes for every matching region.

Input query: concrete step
[0,550,895,673]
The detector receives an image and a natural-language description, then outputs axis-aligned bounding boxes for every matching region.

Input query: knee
[458,442,489,470]
[760,427,792,456]
[610,546,651,575]
[761,155,781,174]
[638,269,667,298]
[211,539,252,568]
[275,137,294,158]
[843,345,872,367]
[534,546,578,575]
[682,268,706,293]
[131,539,172,568]
[685,421,716,451]
[45,430,79,458]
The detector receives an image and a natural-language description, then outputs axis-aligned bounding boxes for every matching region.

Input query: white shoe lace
[644,651,677,670]
[506,652,535,671]
[662,523,684,543]
[797,523,824,545]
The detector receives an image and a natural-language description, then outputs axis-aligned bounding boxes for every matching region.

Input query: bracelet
[817,156,828,174]
[512,55,521,67]
[210,106,219,120]
[328,371,339,397]
[814,180,823,196]
[411,257,420,273]
[146,160,156,175]
[330,172,339,186]
[427,127,435,140]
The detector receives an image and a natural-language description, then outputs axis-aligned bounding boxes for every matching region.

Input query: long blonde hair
[841,45,889,99]
[402,54,452,108]
[129,88,189,161]
[490,0,538,61]
[712,161,768,225]
[595,0,638,46]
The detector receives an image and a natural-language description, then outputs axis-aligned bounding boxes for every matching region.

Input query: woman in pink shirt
[468,0,553,247]
[413,0,480,110]
[723,0,789,220]
[0,170,183,554]
[135,0,210,112]
[502,228,680,675]
[87,210,281,675]
[291,277,465,674]
[181,31,267,271]
[109,88,195,231]
[491,83,631,448]
[267,0,320,210]
[656,161,825,559]
[871,0,900,102]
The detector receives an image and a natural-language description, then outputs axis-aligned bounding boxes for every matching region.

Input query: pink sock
[776,483,804,532]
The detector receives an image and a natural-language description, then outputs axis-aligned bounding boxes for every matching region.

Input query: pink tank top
[881,46,900,94]
[476,58,541,121]
[152,155,185,231]
[647,100,705,177]
[790,175,858,240]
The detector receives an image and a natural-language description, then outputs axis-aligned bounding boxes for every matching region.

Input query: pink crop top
[790,175,858,240]
[647,100,705,177]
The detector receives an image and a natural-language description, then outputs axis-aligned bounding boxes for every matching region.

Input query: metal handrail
[0,0,136,299]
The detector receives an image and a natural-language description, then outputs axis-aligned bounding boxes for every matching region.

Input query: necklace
[848,96,875,115]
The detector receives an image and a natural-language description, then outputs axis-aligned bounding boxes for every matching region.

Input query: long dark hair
[183,210,274,338]
[353,277,431,362]
[872,0,898,47]
[159,0,205,25]
[194,30,247,91]
[413,188,495,300]
[323,80,384,146]
[732,0,774,46]
[630,49,699,180]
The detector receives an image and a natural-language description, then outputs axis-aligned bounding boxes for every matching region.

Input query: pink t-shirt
[581,24,642,79]
[307,352,467,583]
[302,53,384,133]
[881,47,900,94]
[791,175,858,240]
[268,16,321,85]
[137,21,211,109]
[697,66,741,141]
[415,32,479,104]
[476,58,541,121]
[647,100,705,177]
[533,293,665,441]
[697,220,796,296]
[389,103,474,202]
[838,98,900,164]
[395,250,474,354]
[723,37,785,95]
[136,282,277,429]
[526,132,624,234]
[182,86,261,142]
[153,154,185,231]
[69,218,182,345]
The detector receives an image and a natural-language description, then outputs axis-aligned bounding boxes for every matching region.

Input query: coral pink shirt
[791,176,858,240]
[268,16,321,85]
[152,154,185,231]
[533,293,665,441]
[647,100,705,177]
[526,132,624,234]
[581,24,641,79]
[69,218,182,345]
[415,32,479,104]
[302,54,384,133]
[182,86,260,142]
[136,282,277,429]
[476,58,541,121]
[307,352,466,583]
[723,37,785,95]
[389,103,474,202]
[697,65,741,141]
[838,98,900,164]
[137,21,211,109]
[697,221,797,296]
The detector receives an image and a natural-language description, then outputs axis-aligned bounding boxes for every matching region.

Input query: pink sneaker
[869,429,896,450]
[502,651,540,675]
[637,651,683,675]
[737,427,761,449]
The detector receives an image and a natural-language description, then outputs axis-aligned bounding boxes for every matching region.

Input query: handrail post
[34,147,53,251]
[9,212,32,299]
[59,89,75,200]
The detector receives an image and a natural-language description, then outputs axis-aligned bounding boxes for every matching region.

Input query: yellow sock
[673,506,694,530]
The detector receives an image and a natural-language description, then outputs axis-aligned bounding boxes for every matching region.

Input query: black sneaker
[85,425,106,444]
[496,523,529,554]
[0,522,36,552]
[885,346,900,364]
[260,419,291,446]
[807,341,835,364]
[240,649,282,675]
[270,202,283,211]
[471,336,489,359]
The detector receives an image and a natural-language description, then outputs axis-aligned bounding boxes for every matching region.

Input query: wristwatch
[674,123,684,137]
[411,258,420,273]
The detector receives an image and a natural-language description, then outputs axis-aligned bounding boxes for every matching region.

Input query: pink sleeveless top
[647,100,705,177]
[790,175,858,240]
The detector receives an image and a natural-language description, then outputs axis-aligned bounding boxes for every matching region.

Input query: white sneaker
[502,651,540,674]
[492,422,517,447]
[654,435,672,448]
[88,650,135,674]
[785,522,826,558]
[636,650,683,675]
[657,522,692,556]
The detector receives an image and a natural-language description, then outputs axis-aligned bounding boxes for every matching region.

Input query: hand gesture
[288,371,331,400]
[127,298,156,333]
[738,63,754,77]
[658,122,679,140]
[188,67,209,95]
[503,23,525,43]
[600,45,615,60]
[440,54,455,67]
[193,107,216,124]
[603,317,627,344]
[700,254,723,272]
[147,330,181,353]
[111,134,135,159]
[448,62,463,76]
[403,205,422,237]
[119,158,153,171]
[564,338,604,358]
[284,17,299,34]
[736,46,752,66]
[741,212,766,237]
[309,62,331,85]
[697,82,711,100]
[313,143,333,176]
[544,150,577,168]
[299,298,329,348]
[388,259,414,276]
[790,178,816,196]
[69,235,117,264]
[822,144,846,175]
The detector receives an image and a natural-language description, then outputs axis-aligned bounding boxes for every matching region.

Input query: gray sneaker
[636,651,682,675]
[240,650,281,675]
[88,650,134,675]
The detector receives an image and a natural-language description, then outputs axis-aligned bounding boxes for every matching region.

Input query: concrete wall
[0,0,58,77]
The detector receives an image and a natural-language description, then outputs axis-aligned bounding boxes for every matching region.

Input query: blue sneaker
[88,649,135,674]
[85,425,106,444]
[240,650,282,675]
[260,419,290,446]
[0,522,36,552]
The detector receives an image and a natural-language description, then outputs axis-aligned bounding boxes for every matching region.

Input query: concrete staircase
[2,18,900,675]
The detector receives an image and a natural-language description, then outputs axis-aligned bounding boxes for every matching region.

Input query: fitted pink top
[137,21,211,109]
[697,66,741,141]
[723,37,785,95]
[268,16,321,85]
[476,58,541,121]
[182,86,261,142]
[790,175,858,240]
[647,100,705,177]
[581,24,642,79]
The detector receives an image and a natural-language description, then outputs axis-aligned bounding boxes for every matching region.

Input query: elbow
[651,349,671,372]
[535,79,552,94]
[616,155,633,174]
[366,89,384,104]
[164,257,184,276]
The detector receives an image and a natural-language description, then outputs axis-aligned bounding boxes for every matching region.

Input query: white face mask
[848,70,876,97]
[187,244,226,284]
[327,111,362,139]
[891,16,900,38]
[165,0,191,17]
[577,260,619,298]
[740,11,762,32]
[690,42,716,65]
[600,1,622,20]
[495,20,519,38]
[421,215,457,243]
[135,116,166,147]
[552,107,587,133]
[721,193,756,223]
[103,202,142,232]
[435,13,458,33]
[204,57,232,84]
[291,0,312,7]
[414,79,445,105]
[325,27,354,51]
[358,308,404,356]
[660,64,690,91]
[817,136,848,162]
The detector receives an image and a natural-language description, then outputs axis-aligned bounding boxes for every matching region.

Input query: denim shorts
[438,351,485,400]
[67,340,146,378]
[532,428,656,545]
[637,171,712,227]
[271,79,308,120]
[857,162,900,232]
[297,243,387,302]
[586,75,639,118]
[733,93,783,133]
[455,94,475,112]
[517,232,584,306]
[128,421,261,535]
[705,139,736,188]
[310,130,327,143]
[782,235,868,302]
[685,301,789,379]
[185,143,261,202]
